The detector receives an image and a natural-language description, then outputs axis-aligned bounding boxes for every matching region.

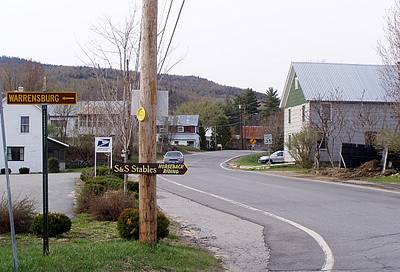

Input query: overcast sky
[0,0,394,96]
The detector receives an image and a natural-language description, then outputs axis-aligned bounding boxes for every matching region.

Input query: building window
[294,76,299,90]
[177,126,184,133]
[159,126,165,133]
[174,141,179,145]
[288,109,291,124]
[302,105,306,122]
[7,147,24,161]
[20,116,29,133]
[288,134,292,150]
[365,131,377,146]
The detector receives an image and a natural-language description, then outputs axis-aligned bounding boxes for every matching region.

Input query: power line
[157,0,174,55]
[158,0,185,75]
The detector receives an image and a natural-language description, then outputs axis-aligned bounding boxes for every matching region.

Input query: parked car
[258,151,285,164]
[163,151,184,164]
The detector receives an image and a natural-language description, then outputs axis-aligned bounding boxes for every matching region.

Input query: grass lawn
[368,174,400,184]
[235,153,268,166]
[0,214,220,272]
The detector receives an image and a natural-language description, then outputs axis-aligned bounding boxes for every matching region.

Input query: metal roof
[157,115,199,126]
[292,62,389,102]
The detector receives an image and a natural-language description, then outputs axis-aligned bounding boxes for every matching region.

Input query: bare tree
[379,0,400,130]
[262,109,284,151]
[310,89,348,168]
[81,9,141,192]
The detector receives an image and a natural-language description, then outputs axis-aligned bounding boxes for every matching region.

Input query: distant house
[157,115,200,148]
[0,97,69,172]
[280,62,398,163]
[48,101,124,137]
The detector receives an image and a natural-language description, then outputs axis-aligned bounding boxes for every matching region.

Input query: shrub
[98,165,110,176]
[286,126,317,168]
[0,196,36,234]
[31,213,71,237]
[80,168,94,182]
[127,181,139,194]
[76,175,138,213]
[48,157,60,173]
[1,168,11,175]
[85,176,124,194]
[76,185,96,213]
[89,191,137,221]
[117,208,169,240]
[19,167,30,174]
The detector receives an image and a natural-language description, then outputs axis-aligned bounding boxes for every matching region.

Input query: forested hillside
[0,56,264,110]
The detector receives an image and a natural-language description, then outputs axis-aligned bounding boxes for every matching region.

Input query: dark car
[163,151,184,164]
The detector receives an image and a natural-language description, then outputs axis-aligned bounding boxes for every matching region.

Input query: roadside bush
[76,176,139,213]
[285,126,317,169]
[19,167,30,174]
[0,196,36,234]
[76,185,96,213]
[1,168,11,175]
[89,190,137,221]
[98,165,110,176]
[80,167,94,182]
[117,208,169,240]
[48,157,60,173]
[31,213,71,237]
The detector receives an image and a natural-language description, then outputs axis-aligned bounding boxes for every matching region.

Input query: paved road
[0,173,79,218]
[158,150,400,272]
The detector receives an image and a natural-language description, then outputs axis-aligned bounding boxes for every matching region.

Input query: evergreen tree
[262,87,280,118]
[215,115,231,149]
[199,126,207,150]
[234,88,260,115]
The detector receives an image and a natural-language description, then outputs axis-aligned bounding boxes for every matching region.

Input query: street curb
[223,157,400,194]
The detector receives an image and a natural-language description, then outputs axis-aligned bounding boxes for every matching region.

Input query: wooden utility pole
[139,0,158,244]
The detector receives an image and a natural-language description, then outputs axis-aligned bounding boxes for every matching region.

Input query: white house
[157,115,201,148]
[0,98,69,173]
[280,62,398,163]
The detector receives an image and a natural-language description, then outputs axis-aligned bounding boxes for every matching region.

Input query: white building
[280,62,398,163]
[0,98,69,173]
[157,115,201,149]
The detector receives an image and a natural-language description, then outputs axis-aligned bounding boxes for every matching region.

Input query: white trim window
[159,126,166,133]
[177,126,184,133]
[7,147,24,161]
[20,116,29,133]
[288,108,292,124]
[294,76,299,90]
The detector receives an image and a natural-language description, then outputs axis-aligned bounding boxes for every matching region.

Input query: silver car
[258,151,285,164]
[163,151,184,164]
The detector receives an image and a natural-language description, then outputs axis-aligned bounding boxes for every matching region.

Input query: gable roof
[157,115,199,126]
[281,62,390,107]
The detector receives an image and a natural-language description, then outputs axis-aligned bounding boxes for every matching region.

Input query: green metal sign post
[6,87,77,257]
[42,103,49,255]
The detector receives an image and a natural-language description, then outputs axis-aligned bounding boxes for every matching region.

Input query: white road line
[218,155,335,271]
[159,173,334,272]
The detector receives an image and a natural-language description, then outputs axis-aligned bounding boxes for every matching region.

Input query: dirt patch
[309,160,397,180]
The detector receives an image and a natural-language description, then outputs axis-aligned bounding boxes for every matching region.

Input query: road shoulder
[157,189,269,272]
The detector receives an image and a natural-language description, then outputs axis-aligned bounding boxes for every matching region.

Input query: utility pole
[139,0,158,244]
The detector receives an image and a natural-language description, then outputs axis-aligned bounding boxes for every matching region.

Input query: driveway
[0,172,80,218]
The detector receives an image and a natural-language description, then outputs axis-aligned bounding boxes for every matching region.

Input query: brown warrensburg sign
[113,163,188,175]
[6,92,77,105]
